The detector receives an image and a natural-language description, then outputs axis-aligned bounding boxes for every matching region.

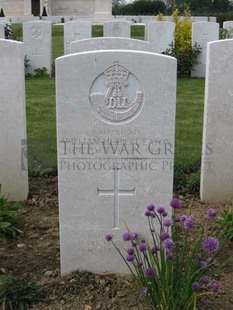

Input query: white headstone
[201,39,233,202]
[191,22,219,78]
[64,20,92,55]
[223,21,233,38]
[56,50,177,275]
[70,37,151,53]
[0,39,28,201]
[0,23,4,38]
[146,21,175,54]
[103,20,131,38]
[223,21,233,29]
[23,21,52,75]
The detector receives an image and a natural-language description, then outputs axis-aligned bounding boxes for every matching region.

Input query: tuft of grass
[218,206,233,239]
[0,195,21,242]
[0,275,45,309]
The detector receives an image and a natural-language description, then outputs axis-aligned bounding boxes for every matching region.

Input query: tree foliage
[167,0,232,13]
[113,0,166,16]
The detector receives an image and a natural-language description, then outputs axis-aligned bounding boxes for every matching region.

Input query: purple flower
[170,198,181,209]
[157,206,166,214]
[180,215,187,222]
[212,282,219,293]
[127,248,134,255]
[167,252,175,260]
[163,238,173,252]
[197,253,202,260]
[144,210,155,218]
[140,287,148,296]
[160,232,170,241]
[122,232,131,241]
[147,203,155,211]
[104,233,113,241]
[137,261,143,267]
[162,211,168,217]
[192,282,200,291]
[207,208,216,218]
[201,299,210,305]
[201,275,209,284]
[151,245,160,254]
[164,219,173,227]
[202,237,219,254]
[200,261,207,269]
[145,210,152,217]
[144,267,154,277]
[130,232,138,240]
[175,215,181,222]
[126,254,135,262]
[183,215,194,230]
[139,243,147,252]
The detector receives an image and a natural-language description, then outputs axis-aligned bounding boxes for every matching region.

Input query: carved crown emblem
[90,61,144,124]
[105,61,129,86]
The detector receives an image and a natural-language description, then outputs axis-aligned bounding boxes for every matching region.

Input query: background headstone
[223,21,233,38]
[64,20,92,55]
[23,21,52,75]
[0,39,28,201]
[191,22,219,77]
[56,50,177,275]
[223,21,233,29]
[103,20,131,38]
[70,37,152,53]
[146,21,175,53]
[201,39,233,202]
[0,23,4,38]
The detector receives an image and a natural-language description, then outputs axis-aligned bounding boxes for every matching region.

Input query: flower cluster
[105,200,222,309]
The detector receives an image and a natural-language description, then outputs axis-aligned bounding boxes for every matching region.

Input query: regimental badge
[90,61,144,124]
[30,25,42,39]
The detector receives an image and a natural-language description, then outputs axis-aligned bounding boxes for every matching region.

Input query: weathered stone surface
[191,22,219,77]
[70,37,151,53]
[23,21,52,74]
[103,20,131,38]
[0,23,4,38]
[56,50,177,275]
[0,39,28,201]
[64,20,92,55]
[146,21,175,54]
[201,39,233,202]
[0,0,112,18]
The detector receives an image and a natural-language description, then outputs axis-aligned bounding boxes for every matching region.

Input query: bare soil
[0,176,232,310]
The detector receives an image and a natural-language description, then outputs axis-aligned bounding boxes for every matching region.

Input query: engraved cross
[32,46,42,67]
[97,169,136,229]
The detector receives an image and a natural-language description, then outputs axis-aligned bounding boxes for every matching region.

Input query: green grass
[26,78,56,170]
[52,25,64,60]
[175,78,205,169]
[131,25,145,40]
[13,23,205,184]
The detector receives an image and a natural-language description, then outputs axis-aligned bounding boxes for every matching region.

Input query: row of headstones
[2,20,233,77]
[1,37,233,274]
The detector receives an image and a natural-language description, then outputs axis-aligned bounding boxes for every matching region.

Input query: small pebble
[44,270,53,277]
